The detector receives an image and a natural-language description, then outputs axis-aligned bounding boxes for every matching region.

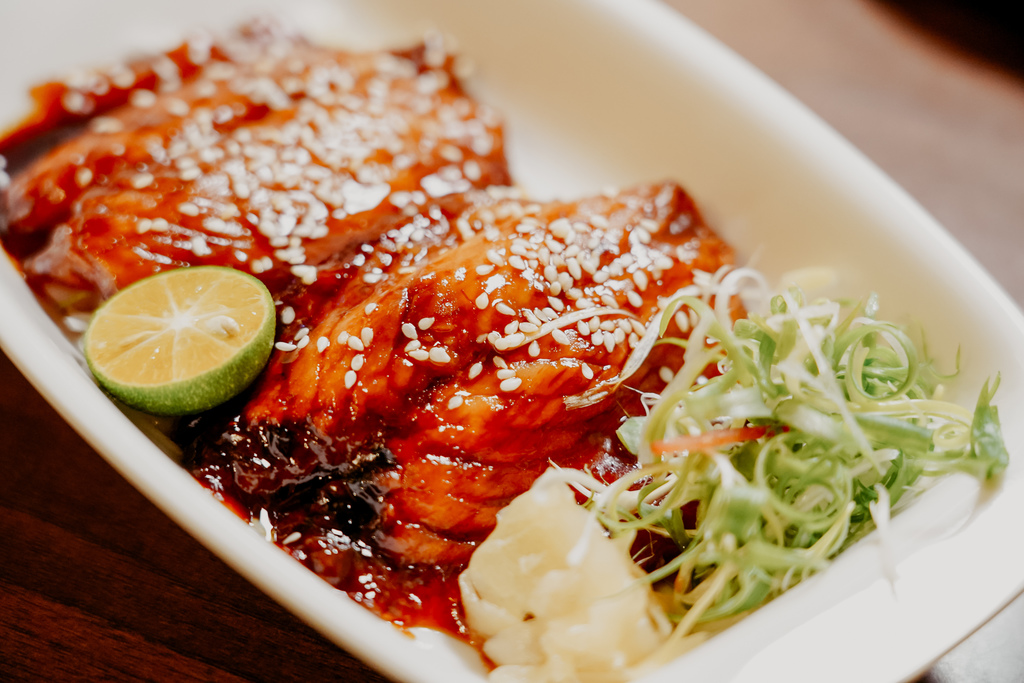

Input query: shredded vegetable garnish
[567,276,1008,659]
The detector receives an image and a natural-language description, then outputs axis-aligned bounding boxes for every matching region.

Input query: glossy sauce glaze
[0,23,733,639]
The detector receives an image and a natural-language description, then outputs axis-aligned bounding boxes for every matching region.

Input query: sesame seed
[363,273,384,284]
[567,258,583,281]
[548,296,565,312]
[294,328,310,341]
[178,202,200,216]
[130,89,156,108]
[418,317,435,330]
[448,395,464,409]
[639,218,660,233]
[626,290,644,308]
[486,249,505,266]
[629,332,640,348]
[402,323,418,339]
[297,335,311,350]
[659,366,674,383]
[131,173,154,189]
[344,370,357,389]
[496,368,516,380]
[429,347,452,364]
[476,264,495,275]
[590,215,609,229]
[528,341,540,357]
[275,341,297,352]
[508,255,526,270]
[291,264,317,285]
[635,229,652,245]
[352,354,365,370]
[361,327,374,346]
[500,377,523,392]
[348,336,365,352]
[282,531,302,545]
[549,218,571,238]
[503,321,520,335]
[475,292,489,309]
[549,281,563,296]
[364,302,378,314]
[552,329,570,345]
[633,270,650,291]
[495,302,516,316]
[566,288,583,300]
[75,167,93,188]
[405,340,422,352]
[593,270,610,284]
[409,348,430,361]
[582,364,594,380]
[468,362,483,379]
[592,330,604,347]
[519,322,539,334]
[316,337,330,353]
[336,331,350,345]
[631,320,647,336]
[604,333,616,353]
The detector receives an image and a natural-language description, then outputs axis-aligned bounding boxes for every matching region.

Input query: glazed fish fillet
[183,181,733,627]
[0,20,509,311]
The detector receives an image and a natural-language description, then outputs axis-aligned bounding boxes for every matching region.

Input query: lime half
[83,266,276,416]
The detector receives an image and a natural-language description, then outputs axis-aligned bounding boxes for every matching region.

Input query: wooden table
[3,1,1023,680]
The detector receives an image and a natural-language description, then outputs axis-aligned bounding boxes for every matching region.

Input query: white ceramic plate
[3,1,1024,682]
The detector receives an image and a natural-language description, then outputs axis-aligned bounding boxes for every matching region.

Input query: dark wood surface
[3,1,1024,681]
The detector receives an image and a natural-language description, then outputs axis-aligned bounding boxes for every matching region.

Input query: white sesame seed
[275,341,297,352]
[639,218,660,233]
[633,270,650,292]
[626,290,644,308]
[486,249,505,266]
[476,264,495,276]
[631,320,647,336]
[601,294,619,309]
[548,296,565,312]
[130,89,157,108]
[131,173,154,189]
[604,333,616,353]
[409,348,430,361]
[291,264,317,285]
[519,322,539,334]
[528,341,540,357]
[506,332,526,347]
[582,364,594,380]
[593,270,610,284]
[402,323,418,339]
[361,327,374,346]
[178,202,200,216]
[75,167,93,188]
[294,328,310,341]
[567,258,583,281]
[468,362,483,379]
[629,332,640,348]
[418,317,435,330]
[405,340,422,352]
[503,321,520,335]
[552,329,571,345]
[344,370,357,389]
[592,330,604,347]
[508,255,526,270]
[352,354,365,371]
[282,531,302,545]
[566,288,583,301]
[500,377,523,392]
[549,218,571,238]
[475,292,489,309]
[348,336,365,352]
[364,302,378,315]
[429,347,452,364]
[336,331,350,345]
[495,302,516,316]
[635,229,652,245]
[496,368,516,380]
[295,335,310,349]
[659,366,674,383]
[549,281,563,296]
[590,215,609,229]
[316,337,330,353]
[448,395,464,409]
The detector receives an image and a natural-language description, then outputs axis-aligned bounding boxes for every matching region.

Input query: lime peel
[83,266,276,416]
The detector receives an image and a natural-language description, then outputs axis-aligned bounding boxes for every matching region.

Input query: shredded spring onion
[567,275,1008,651]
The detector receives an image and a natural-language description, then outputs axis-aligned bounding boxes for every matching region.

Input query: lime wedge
[83,266,276,416]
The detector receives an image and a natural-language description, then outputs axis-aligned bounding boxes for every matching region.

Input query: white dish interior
[2,1,1024,682]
